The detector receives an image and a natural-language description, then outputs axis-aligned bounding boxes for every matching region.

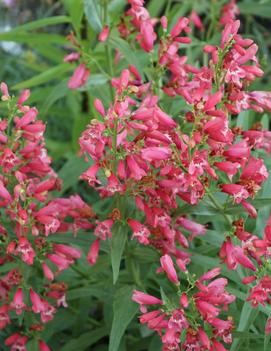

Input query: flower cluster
[133,260,235,351]
[0,84,94,350]
[77,0,271,349]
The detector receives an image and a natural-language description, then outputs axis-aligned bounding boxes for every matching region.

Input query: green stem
[103,0,114,100]
[206,0,217,41]
[207,192,232,226]
[70,264,89,279]
[84,53,111,78]
[165,0,172,17]
[102,0,117,172]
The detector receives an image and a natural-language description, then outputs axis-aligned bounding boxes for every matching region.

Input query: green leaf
[264,325,271,351]
[236,110,252,130]
[62,0,83,33]
[230,302,259,351]
[200,230,224,247]
[111,223,127,284]
[160,287,176,310]
[239,2,271,18]
[0,32,66,45]
[109,285,138,351]
[46,139,71,159]
[0,262,17,273]
[132,246,160,263]
[84,0,103,32]
[72,113,90,151]
[83,73,108,88]
[225,198,271,215]
[67,286,105,300]
[58,155,88,193]
[39,80,69,118]
[176,203,219,216]
[61,327,108,351]
[34,44,65,63]
[26,339,39,351]
[9,16,71,32]
[232,331,263,339]
[108,37,143,76]
[149,334,162,351]
[12,64,71,90]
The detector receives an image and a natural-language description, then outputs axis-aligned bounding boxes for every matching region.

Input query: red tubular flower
[199,268,221,282]
[204,117,233,143]
[177,217,206,239]
[136,19,156,52]
[16,237,36,265]
[126,155,147,180]
[42,263,54,281]
[10,288,26,315]
[220,238,256,271]
[0,305,10,329]
[221,184,249,204]
[68,63,90,90]
[214,161,240,180]
[198,327,210,349]
[141,146,172,162]
[30,289,45,314]
[180,293,189,308]
[241,200,257,218]
[94,220,113,240]
[127,218,150,245]
[5,333,28,350]
[98,25,110,42]
[190,10,204,31]
[160,254,179,284]
[63,52,80,62]
[94,98,106,116]
[53,244,81,260]
[46,253,72,272]
[87,239,100,265]
[212,339,228,351]
[265,318,271,334]
[0,180,12,204]
[39,340,51,351]
[132,290,163,313]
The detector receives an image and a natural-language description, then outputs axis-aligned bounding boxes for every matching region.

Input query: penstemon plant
[0,0,271,350]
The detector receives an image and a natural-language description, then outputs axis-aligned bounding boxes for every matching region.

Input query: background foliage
[0,0,271,350]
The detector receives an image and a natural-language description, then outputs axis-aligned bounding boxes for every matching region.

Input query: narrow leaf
[61,327,108,351]
[84,0,102,32]
[12,64,71,90]
[109,285,137,351]
[58,155,88,193]
[111,223,127,284]
[230,303,259,351]
[9,16,71,32]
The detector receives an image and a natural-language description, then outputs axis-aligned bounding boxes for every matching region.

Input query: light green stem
[207,192,232,226]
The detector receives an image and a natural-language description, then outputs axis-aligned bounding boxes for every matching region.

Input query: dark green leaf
[109,285,137,351]
[108,37,144,76]
[0,32,66,45]
[58,155,88,193]
[110,223,127,284]
[9,16,71,32]
[239,2,271,18]
[61,327,108,351]
[230,303,259,351]
[84,0,102,32]
[12,64,71,90]
[62,0,84,33]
